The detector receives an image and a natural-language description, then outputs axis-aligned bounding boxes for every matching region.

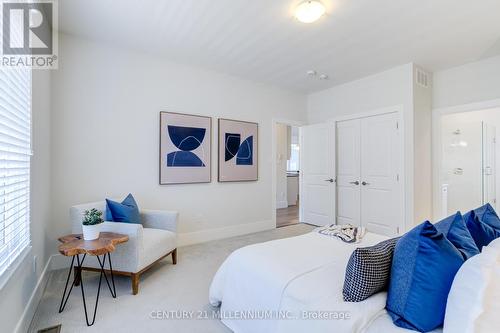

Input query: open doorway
[275,123,300,228]
[437,108,499,217]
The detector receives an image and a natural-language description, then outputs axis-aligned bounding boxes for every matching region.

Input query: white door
[300,123,336,226]
[483,122,497,208]
[336,119,361,226]
[360,112,402,236]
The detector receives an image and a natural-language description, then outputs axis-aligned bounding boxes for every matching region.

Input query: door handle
[362,181,370,186]
[324,178,335,183]
[349,181,360,185]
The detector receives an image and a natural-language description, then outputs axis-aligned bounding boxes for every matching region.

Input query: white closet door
[300,123,336,226]
[336,119,361,226]
[360,112,401,236]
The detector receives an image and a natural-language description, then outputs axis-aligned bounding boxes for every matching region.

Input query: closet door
[300,123,336,226]
[360,112,401,236]
[336,119,361,226]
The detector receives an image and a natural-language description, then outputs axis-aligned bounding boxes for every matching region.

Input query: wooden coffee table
[58,232,128,326]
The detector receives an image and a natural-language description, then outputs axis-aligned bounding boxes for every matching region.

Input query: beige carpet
[30,224,314,333]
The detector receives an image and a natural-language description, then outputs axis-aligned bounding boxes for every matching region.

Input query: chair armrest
[140,209,178,233]
[99,221,144,240]
[99,222,144,271]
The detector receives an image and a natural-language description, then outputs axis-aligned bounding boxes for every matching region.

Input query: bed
[208,230,421,333]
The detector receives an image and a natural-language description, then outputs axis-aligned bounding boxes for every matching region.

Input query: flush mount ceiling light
[294,1,326,23]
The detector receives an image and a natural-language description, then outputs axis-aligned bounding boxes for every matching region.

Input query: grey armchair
[70,200,178,295]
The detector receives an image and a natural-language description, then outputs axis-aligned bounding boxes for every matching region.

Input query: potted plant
[82,208,104,240]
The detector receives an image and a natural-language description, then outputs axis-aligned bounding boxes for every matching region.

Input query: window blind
[0,61,32,276]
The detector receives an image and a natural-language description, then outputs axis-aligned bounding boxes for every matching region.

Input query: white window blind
[0,61,32,277]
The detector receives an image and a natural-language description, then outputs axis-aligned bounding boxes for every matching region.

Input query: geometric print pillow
[343,237,400,302]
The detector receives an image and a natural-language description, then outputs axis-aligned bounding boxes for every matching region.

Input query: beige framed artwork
[159,112,212,184]
[218,118,258,182]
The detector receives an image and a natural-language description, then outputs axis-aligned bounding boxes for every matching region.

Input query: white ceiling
[59,0,500,93]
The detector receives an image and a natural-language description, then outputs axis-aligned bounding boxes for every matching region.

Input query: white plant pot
[82,224,101,240]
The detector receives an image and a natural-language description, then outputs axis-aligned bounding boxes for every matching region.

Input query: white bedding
[209,231,389,333]
[363,311,443,333]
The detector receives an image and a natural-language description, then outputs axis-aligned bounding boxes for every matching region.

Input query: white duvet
[209,231,389,333]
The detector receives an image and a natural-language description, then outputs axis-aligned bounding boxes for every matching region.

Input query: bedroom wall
[0,70,52,333]
[49,33,306,250]
[412,65,433,225]
[433,55,500,109]
[307,64,413,124]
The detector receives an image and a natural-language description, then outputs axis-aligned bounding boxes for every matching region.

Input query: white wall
[50,33,306,249]
[307,64,413,123]
[433,55,500,109]
[0,70,52,333]
[412,65,433,224]
[275,123,288,209]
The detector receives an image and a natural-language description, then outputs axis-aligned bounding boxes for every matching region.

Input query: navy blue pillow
[464,204,500,250]
[105,193,141,224]
[434,212,479,260]
[387,221,464,332]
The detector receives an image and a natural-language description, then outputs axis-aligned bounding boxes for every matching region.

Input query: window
[287,144,300,172]
[0,63,32,277]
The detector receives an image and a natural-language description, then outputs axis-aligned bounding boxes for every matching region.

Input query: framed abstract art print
[218,118,258,182]
[159,112,211,184]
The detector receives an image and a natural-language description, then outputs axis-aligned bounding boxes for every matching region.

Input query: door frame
[432,98,500,219]
[329,106,405,234]
[272,118,305,228]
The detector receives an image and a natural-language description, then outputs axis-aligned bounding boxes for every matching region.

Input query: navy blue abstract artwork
[224,133,253,165]
[167,125,206,167]
[218,118,257,182]
[225,133,240,161]
[236,136,253,165]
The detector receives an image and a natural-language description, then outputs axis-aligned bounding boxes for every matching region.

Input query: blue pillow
[464,204,500,250]
[474,203,500,229]
[434,212,479,260]
[387,221,464,332]
[105,193,141,224]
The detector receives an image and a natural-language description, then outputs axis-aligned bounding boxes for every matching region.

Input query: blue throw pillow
[434,212,479,260]
[387,221,464,332]
[464,204,500,250]
[105,193,141,224]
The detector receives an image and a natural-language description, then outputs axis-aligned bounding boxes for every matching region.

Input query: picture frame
[159,111,212,185]
[218,118,258,182]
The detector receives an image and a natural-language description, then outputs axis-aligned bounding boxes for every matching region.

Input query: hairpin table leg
[58,252,116,326]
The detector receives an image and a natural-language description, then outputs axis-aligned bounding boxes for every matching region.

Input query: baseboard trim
[14,254,54,333]
[177,219,275,246]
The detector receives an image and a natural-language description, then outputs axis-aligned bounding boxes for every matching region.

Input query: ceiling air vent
[415,68,430,88]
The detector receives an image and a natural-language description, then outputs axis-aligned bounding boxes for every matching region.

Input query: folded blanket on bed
[315,224,366,243]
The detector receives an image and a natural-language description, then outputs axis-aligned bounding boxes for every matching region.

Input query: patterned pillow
[343,237,400,302]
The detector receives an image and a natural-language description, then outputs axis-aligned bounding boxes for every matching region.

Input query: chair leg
[131,273,139,295]
[73,266,81,286]
[172,248,177,265]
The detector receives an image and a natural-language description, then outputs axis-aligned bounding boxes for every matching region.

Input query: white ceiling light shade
[294,1,326,23]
